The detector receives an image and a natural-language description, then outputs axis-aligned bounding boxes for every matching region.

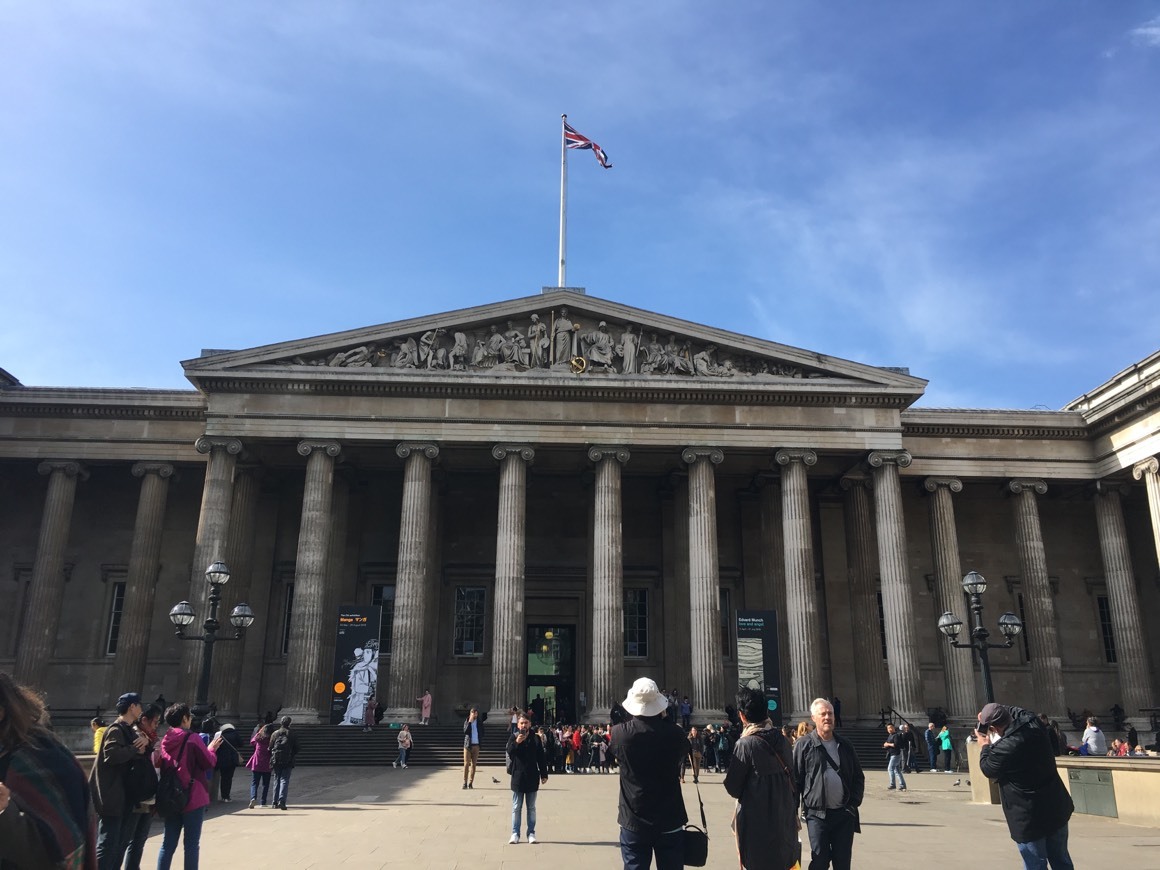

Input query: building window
[876,591,888,660]
[1017,593,1031,662]
[624,588,648,658]
[370,584,396,656]
[720,588,732,657]
[105,581,127,656]
[1096,595,1117,664]
[453,586,485,657]
[281,583,295,656]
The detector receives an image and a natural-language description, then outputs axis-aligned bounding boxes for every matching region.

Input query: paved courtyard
[138,763,1160,869]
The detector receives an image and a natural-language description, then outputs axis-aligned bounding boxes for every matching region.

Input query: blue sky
[1,2,1158,408]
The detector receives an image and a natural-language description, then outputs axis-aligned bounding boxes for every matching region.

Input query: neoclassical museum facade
[2,291,1159,729]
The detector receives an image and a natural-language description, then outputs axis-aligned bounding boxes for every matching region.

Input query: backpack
[269,729,292,766]
[155,733,193,818]
[717,733,729,753]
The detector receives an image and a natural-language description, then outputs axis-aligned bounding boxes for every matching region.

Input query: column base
[381,708,420,724]
[276,707,324,725]
[690,709,729,727]
[486,707,514,725]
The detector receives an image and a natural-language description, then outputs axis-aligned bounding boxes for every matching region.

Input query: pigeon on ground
[491,777,500,783]
[953,779,961,786]
[966,780,971,786]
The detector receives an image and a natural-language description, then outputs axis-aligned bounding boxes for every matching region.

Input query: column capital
[1132,457,1159,480]
[296,440,342,458]
[923,476,962,493]
[1007,478,1047,495]
[195,436,243,455]
[682,446,724,465]
[396,442,440,461]
[588,445,631,464]
[492,444,535,463]
[773,448,816,468]
[839,471,871,491]
[37,460,89,481]
[131,461,176,479]
[866,450,912,469]
[1094,480,1130,498]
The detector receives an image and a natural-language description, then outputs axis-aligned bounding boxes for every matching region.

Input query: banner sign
[736,610,782,726]
[330,605,383,726]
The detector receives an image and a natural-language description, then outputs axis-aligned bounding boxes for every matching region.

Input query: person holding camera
[462,706,484,789]
[792,698,864,870]
[506,712,549,844]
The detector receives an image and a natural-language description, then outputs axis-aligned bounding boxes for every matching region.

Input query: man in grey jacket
[792,698,864,870]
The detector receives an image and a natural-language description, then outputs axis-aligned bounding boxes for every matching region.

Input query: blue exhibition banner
[736,610,782,726]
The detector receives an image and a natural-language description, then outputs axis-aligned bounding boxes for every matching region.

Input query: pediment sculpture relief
[276,307,819,380]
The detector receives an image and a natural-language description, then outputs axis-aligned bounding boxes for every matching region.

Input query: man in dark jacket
[724,687,799,870]
[89,691,149,870]
[506,713,549,844]
[793,697,864,870]
[976,703,1074,869]
[610,677,689,870]
[269,716,300,810]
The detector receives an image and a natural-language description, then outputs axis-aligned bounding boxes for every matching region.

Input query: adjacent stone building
[2,291,1158,730]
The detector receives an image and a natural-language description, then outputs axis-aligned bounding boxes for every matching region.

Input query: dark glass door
[526,624,575,725]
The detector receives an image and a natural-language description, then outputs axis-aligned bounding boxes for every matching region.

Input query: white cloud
[1130,16,1160,47]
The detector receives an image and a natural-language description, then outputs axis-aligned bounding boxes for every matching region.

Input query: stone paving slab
[138,765,1160,869]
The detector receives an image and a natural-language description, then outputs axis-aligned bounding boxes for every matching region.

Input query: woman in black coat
[506,713,549,844]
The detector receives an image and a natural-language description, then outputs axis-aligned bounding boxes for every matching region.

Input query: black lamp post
[169,561,256,721]
[937,570,1023,705]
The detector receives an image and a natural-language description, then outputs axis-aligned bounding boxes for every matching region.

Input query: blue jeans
[927,745,938,769]
[250,770,270,804]
[122,810,153,870]
[274,766,292,807]
[511,790,538,836]
[397,746,409,766]
[887,755,907,788]
[619,826,683,870]
[156,806,204,870]
[1016,824,1074,870]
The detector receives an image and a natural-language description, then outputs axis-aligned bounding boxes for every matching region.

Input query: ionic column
[214,466,263,717]
[109,462,175,698]
[14,460,88,690]
[488,445,534,720]
[775,449,823,720]
[759,479,793,712]
[660,474,694,699]
[179,436,242,699]
[316,469,352,714]
[840,472,888,721]
[588,446,630,722]
[385,443,440,722]
[1094,484,1154,727]
[1133,457,1160,571]
[868,451,924,721]
[683,447,726,720]
[1008,479,1065,717]
[280,440,341,722]
[923,477,976,719]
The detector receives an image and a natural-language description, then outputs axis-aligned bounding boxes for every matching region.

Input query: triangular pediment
[182,291,926,399]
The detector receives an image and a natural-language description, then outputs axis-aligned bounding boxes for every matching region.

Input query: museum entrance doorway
[526,623,576,725]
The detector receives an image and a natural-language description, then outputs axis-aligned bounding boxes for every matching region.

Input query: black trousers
[805,809,855,870]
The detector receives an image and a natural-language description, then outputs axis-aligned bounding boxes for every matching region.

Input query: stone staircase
[240,724,510,768]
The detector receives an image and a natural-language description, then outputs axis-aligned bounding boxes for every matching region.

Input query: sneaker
[509,834,519,844]
[528,834,538,844]
[887,785,896,790]
[899,787,907,791]
[930,768,937,773]
[248,799,256,809]
[402,764,408,769]
[279,803,287,811]
[393,761,398,768]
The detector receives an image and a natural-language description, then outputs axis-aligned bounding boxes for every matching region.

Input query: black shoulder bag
[683,751,710,867]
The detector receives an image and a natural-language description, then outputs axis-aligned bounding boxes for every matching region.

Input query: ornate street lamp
[169,561,256,720]
[937,570,1023,704]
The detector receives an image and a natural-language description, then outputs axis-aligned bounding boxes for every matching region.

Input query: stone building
[2,291,1159,729]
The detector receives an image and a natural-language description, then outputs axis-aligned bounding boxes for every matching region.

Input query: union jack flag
[564,121,612,169]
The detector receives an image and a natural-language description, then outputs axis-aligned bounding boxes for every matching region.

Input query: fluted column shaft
[281,441,341,721]
[868,451,924,720]
[589,447,629,722]
[215,467,262,717]
[776,449,823,720]
[488,445,534,720]
[14,461,87,690]
[180,437,241,699]
[759,481,793,712]
[1094,486,1154,723]
[386,443,439,722]
[842,474,888,721]
[1133,458,1160,572]
[1008,479,1065,717]
[684,447,726,720]
[110,463,174,698]
[316,471,351,714]
[924,477,976,719]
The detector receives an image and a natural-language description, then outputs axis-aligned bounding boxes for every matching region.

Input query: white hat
[621,678,668,717]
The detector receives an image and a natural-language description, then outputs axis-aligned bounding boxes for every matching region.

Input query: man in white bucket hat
[610,678,690,869]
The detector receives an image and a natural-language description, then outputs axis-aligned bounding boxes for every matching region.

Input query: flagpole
[558,113,568,288]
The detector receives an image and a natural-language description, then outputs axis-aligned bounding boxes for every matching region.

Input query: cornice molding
[902,420,1088,440]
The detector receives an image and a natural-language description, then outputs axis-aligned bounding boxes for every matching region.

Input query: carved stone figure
[450,332,468,371]
[392,336,419,369]
[640,333,664,374]
[693,344,732,377]
[582,321,615,371]
[527,314,549,368]
[328,345,378,367]
[617,324,640,374]
[419,328,448,369]
[662,335,694,375]
[503,320,530,366]
[552,307,576,365]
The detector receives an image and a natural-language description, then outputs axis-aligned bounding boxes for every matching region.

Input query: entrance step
[237,724,511,768]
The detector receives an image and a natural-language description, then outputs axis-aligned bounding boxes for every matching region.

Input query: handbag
[682,752,710,867]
